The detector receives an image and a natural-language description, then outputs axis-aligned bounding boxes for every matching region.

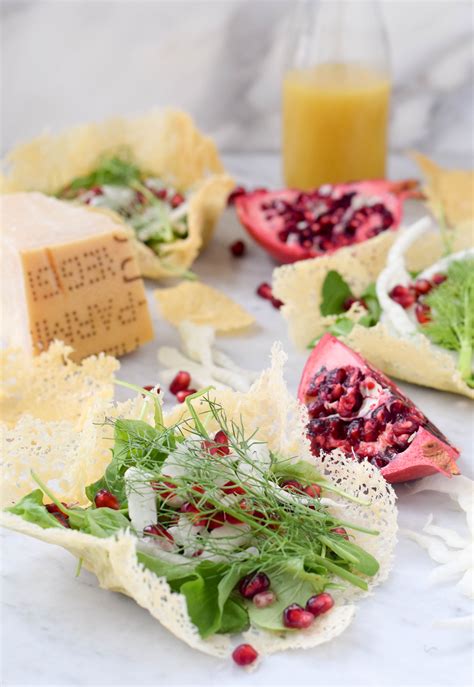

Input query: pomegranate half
[298,334,460,483]
[235,180,420,264]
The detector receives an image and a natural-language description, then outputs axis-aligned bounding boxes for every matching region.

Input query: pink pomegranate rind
[298,334,460,483]
[235,180,420,264]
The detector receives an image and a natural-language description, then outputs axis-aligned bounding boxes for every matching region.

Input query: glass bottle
[282,0,391,189]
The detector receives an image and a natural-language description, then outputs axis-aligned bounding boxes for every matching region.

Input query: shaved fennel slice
[402,474,474,609]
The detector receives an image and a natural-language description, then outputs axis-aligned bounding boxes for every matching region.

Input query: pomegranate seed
[239,572,270,599]
[191,549,203,557]
[306,592,334,617]
[343,296,358,311]
[304,483,321,498]
[170,192,184,208]
[180,502,206,527]
[432,272,447,285]
[94,489,120,510]
[282,480,304,493]
[389,284,416,309]
[45,502,67,514]
[153,480,177,497]
[176,389,196,403]
[213,430,230,455]
[142,384,160,393]
[415,302,431,324]
[271,296,284,309]
[414,279,432,296]
[283,603,315,629]
[191,485,205,495]
[331,527,349,540]
[143,523,174,542]
[169,371,191,395]
[207,511,226,530]
[256,282,273,300]
[252,590,276,608]
[232,643,258,666]
[230,240,246,257]
[227,186,247,206]
[224,512,244,525]
[222,481,246,495]
[53,512,71,528]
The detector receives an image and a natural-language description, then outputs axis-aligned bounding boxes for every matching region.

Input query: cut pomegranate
[252,590,276,608]
[282,603,315,629]
[94,489,120,510]
[239,572,270,599]
[232,643,258,666]
[169,371,191,395]
[298,334,460,483]
[230,240,246,257]
[306,592,334,617]
[176,389,196,403]
[227,186,247,206]
[143,523,174,542]
[235,180,419,264]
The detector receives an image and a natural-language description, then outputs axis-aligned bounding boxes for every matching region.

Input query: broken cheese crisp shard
[155,281,255,333]
[1,193,154,360]
[412,152,474,226]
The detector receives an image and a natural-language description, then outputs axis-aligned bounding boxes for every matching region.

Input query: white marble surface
[1,0,473,156]
[1,153,473,686]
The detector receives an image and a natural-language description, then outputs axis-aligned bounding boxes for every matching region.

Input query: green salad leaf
[320,271,352,316]
[64,156,142,193]
[423,258,474,384]
[6,490,64,529]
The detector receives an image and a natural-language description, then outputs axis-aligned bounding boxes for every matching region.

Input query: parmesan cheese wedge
[1,192,154,360]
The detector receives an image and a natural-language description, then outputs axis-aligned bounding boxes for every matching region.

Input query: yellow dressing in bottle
[283,63,391,189]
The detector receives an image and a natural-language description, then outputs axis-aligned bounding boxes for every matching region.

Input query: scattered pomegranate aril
[176,389,196,403]
[252,590,276,608]
[389,284,416,309]
[271,295,284,309]
[232,643,258,667]
[94,489,120,510]
[432,272,447,285]
[298,334,460,483]
[230,240,246,257]
[169,370,191,395]
[256,282,273,300]
[414,278,432,296]
[306,592,334,617]
[282,603,315,629]
[227,186,247,206]
[143,523,174,542]
[214,430,230,455]
[415,302,432,324]
[207,511,227,531]
[239,572,270,599]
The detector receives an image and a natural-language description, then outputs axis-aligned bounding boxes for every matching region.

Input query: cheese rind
[1,193,154,360]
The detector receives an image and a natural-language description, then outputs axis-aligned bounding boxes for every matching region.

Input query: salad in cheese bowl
[1,346,397,666]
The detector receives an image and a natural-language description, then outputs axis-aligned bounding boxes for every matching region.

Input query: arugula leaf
[85,419,170,505]
[5,490,64,529]
[423,258,474,383]
[65,156,142,193]
[320,271,352,316]
[67,507,132,538]
[247,559,325,631]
